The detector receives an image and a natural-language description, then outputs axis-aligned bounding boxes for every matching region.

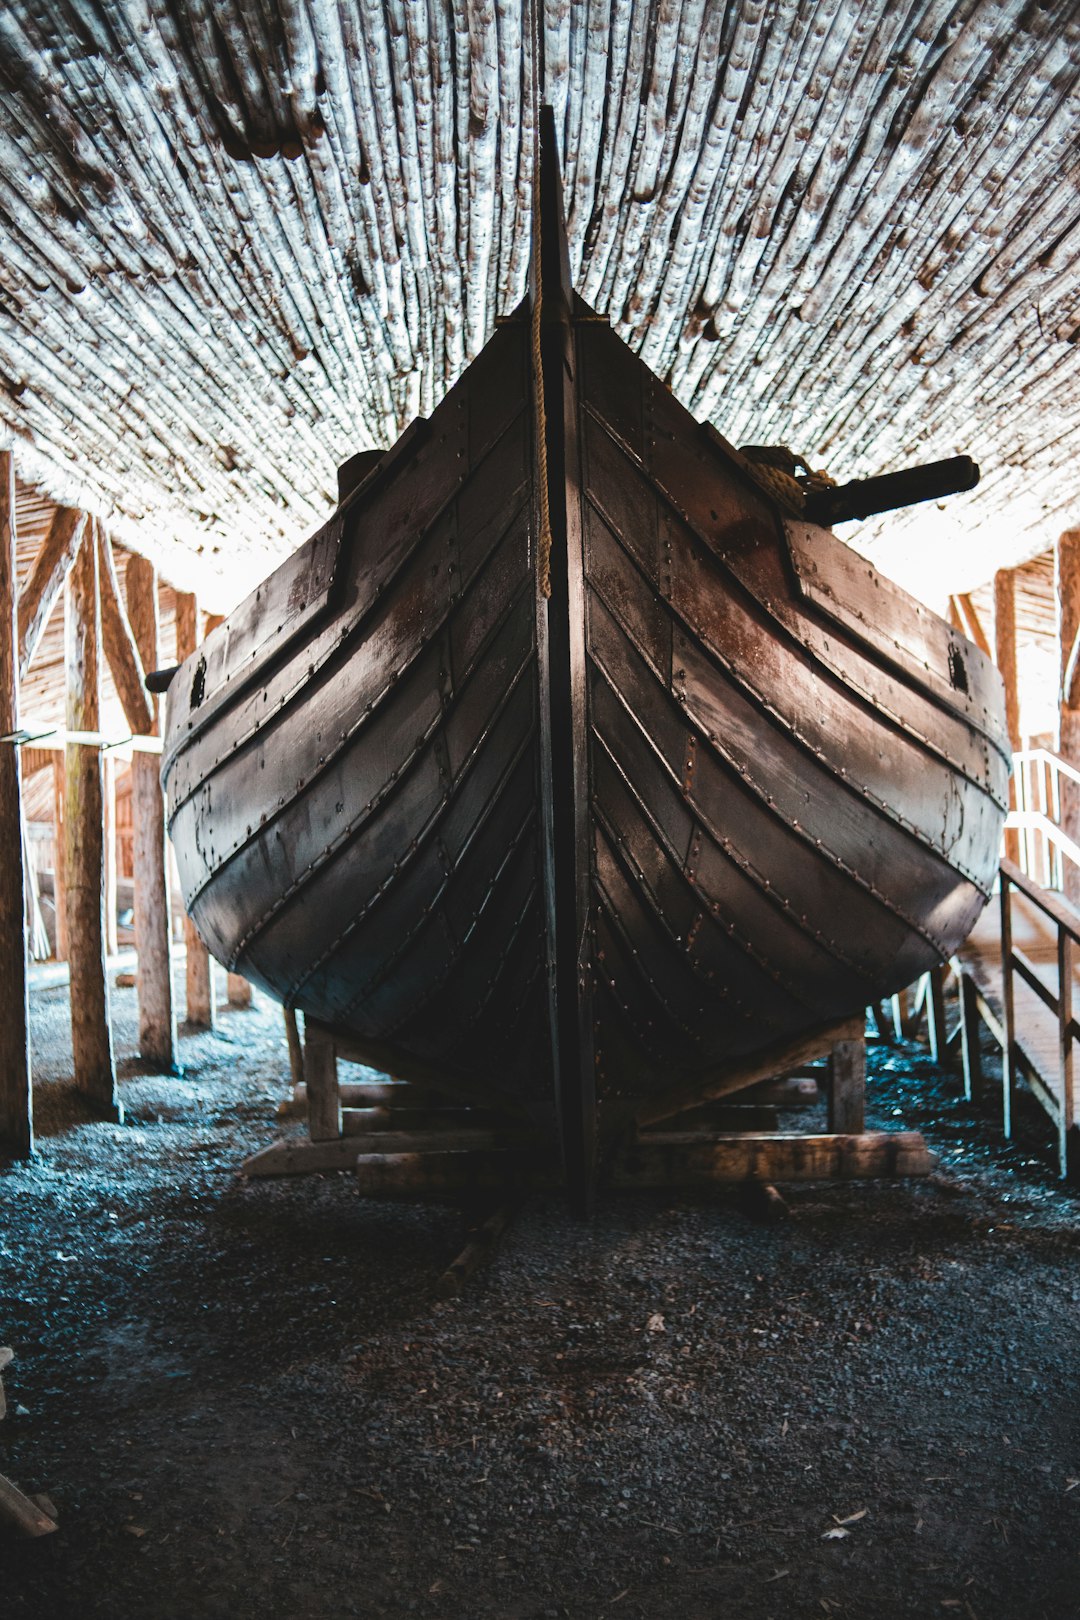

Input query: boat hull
[162,301,1009,1206]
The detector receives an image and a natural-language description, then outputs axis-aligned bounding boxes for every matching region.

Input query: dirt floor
[2,973,1080,1620]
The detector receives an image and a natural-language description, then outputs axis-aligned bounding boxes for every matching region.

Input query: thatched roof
[0,0,1077,609]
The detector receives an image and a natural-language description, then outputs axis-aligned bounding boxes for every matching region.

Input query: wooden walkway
[952,860,1080,1178]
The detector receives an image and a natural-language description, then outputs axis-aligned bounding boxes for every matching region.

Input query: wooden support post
[0,451,33,1157]
[1058,930,1076,1181]
[303,1020,342,1141]
[1057,530,1080,908]
[1000,876,1016,1139]
[227,972,252,1008]
[126,551,176,1072]
[51,758,67,961]
[827,1032,865,1134]
[283,1006,304,1092]
[956,968,983,1100]
[890,987,907,1042]
[925,965,947,1065]
[174,589,214,1028]
[64,524,119,1118]
[994,568,1021,865]
[103,753,118,957]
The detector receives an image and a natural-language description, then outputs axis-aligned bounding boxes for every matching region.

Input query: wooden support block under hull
[635,1014,865,1128]
[738,1076,820,1108]
[277,1080,505,1115]
[616,1131,933,1188]
[241,1128,537,1178]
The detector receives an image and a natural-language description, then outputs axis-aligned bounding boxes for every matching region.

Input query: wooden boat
[159,113,1009,1208]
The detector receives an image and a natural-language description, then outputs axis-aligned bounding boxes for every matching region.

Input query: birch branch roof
[0,0,1077,609]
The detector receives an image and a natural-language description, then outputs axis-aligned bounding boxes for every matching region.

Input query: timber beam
[0,451,32,1156]
[126,552,177,1073]
[175,589,214,1027]
[64,519,120,1118]
[17,505,86,680]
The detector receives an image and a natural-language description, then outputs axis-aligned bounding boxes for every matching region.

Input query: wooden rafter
[97,522,153,736]
[954,592,992,659]
[17,506,86,681]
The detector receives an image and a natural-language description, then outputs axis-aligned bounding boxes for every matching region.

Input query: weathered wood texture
[17,506,85,681]
[0,451,33,1156]
[995,567,1021,862]
[103,754,118,957]
[98,527,152,736]
[614,1131,934,1187]
[1057,531,1080,908]
[126,554,176,1071]
[0,1470,58,1538]
[303,1021,341,1142]
[51,756,67,961]
[0,3,1075,606]
[175,590,214,1027]
[64,526,119,1116]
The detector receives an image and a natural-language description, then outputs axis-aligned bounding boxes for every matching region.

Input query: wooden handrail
[999,857,1080,947]
[998,856,1079,1176]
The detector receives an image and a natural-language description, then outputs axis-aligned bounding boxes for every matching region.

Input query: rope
[742,460,807,518]
[530,0,552,599]
[741,455,837,520]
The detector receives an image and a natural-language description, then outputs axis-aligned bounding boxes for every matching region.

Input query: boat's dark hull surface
[162,295,1009,1201]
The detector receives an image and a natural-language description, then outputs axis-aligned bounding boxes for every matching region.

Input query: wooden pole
[0,451,33,1157]
[64,523,120,1118]
[1057,530,1080,909]
[174,589,214,1028]
[125,551,176,1072]
[51,758,67,961]
[994,567,1021,865]
[103,753,118,957]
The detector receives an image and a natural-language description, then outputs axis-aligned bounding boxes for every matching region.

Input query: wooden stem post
[994,568,1020,865]
[126,552,177,1072]
[64,523,119,1118]
[0,452,32,1157]
[174,590,214,1028]
[1057,530,1080,909]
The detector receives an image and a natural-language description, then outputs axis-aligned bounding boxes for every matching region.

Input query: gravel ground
[2,975,1080,1619]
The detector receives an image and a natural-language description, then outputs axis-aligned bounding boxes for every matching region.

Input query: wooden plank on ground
[614,1131,934,1187]
[243,1129,537,1177]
